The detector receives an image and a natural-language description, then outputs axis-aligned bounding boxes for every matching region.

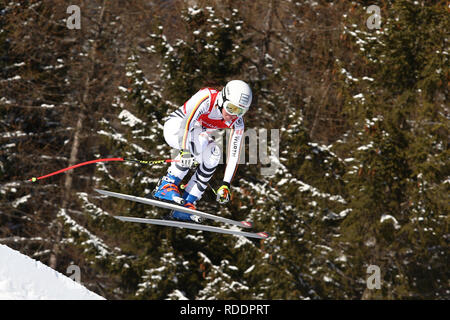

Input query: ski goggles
[223,100,247,116]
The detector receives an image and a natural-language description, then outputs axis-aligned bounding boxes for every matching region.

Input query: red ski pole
[28,157,179,182]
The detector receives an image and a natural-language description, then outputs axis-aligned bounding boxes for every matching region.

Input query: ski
[94,188,253,229]
[113,216,270,240]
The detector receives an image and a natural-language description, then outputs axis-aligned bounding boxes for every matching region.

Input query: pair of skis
[94,189,270,240]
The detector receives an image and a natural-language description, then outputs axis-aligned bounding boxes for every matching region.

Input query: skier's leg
[184,140,221,201]
[164,117,191,182]
[151,117,188,202]
[171,138,221,222]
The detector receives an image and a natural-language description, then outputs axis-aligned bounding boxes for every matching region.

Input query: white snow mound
[0,244,105,300]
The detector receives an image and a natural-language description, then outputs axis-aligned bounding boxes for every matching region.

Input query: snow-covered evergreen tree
[2,0,447,300]
[334,0,448,298]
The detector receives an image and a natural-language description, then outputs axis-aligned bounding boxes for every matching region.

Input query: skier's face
[222,107,238,122]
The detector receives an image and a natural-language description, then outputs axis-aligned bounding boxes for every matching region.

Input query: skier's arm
[224,118,244,184]
[216,119,244,204]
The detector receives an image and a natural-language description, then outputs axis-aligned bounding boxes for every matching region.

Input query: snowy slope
[0,244,104,300]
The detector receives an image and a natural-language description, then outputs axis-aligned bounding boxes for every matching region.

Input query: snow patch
[11,194,31,208]
[166,289,188,300]
[294,179,346,204]
[380,214,401,230]
[244,265,255,274]
[118,109,144,127]
[0,244,104,300]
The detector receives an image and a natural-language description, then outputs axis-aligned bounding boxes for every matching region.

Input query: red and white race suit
[163,87,245,199]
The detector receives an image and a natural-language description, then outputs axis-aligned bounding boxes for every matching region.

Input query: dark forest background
[0,0,448,299]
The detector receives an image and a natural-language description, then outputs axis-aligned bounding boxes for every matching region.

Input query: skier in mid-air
[150,80,252,223]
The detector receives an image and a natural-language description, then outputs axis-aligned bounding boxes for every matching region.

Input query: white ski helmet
[217,80,252,117]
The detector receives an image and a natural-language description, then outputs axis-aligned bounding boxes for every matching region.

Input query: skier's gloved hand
[179,150,195,168]
[216,182,231,204]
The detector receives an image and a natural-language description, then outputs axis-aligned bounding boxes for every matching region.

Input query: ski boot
[167,192,204,224]
[149,174,185,205]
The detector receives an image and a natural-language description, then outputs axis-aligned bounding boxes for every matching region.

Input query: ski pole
[123,158,180,166]
[207,182,218,195]
[180,182,217,196]
[28,157,179,182]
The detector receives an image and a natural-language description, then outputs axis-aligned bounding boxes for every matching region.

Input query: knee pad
[202,142,221,169]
